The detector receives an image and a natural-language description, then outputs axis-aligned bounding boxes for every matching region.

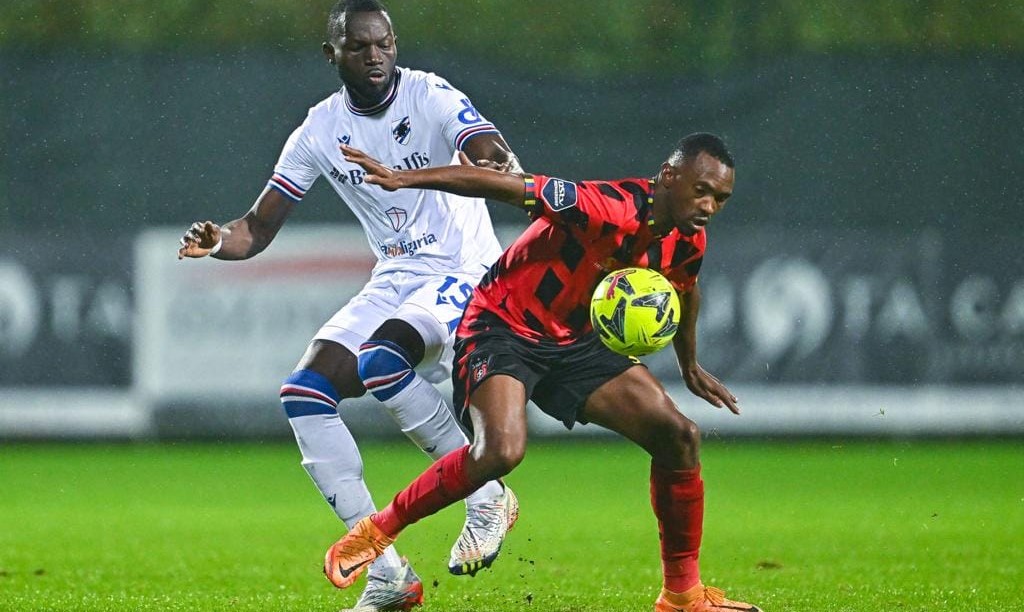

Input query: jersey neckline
[344,68,402,116]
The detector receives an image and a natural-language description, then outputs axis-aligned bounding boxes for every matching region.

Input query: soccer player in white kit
[177,1,519,609]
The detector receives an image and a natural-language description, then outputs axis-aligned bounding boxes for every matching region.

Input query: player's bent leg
[325,445,475,590]
[447,375,527,575]
[582,366,758,611]
[280,364,375,528]
[325,375,528,587]
[283,340,411,599]
[462,373,530,482]
[581,364,699,470]
[357,319,477,461]
[358,318,513,576]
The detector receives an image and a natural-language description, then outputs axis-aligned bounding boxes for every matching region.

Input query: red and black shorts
[452,323,642,430]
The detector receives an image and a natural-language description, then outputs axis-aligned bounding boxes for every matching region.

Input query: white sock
[381,375,505,504]
[287,412,403,570]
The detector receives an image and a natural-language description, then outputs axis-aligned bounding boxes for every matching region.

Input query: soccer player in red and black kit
[325,133,761,612]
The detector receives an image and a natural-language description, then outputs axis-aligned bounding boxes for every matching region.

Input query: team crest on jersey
[541,178,578,211]
[385,206,408,231]
[392,116,412,145]
[337,134,351,145]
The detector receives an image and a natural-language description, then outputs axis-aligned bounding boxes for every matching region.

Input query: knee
[357,341,416,401]
[666,415,701,454]
[471,437,526,480]
[651,406,701,468]
[279,369,341,418]
[296,341,364,399]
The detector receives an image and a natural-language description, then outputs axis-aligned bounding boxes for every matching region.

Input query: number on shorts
[436,275,474,309]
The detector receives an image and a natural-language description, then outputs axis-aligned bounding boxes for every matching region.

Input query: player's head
[322,0,397,107]
[652,132,735,237]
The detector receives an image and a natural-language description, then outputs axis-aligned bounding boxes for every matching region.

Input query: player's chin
[357,80,390,99]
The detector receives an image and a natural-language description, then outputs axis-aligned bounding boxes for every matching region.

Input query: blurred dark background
[3,1,1022,232]
[1,1,1022,437]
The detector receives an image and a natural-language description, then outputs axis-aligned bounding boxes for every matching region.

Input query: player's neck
[345,69,401,115]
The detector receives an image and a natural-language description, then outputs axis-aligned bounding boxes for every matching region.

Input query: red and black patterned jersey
[458,174,706,345]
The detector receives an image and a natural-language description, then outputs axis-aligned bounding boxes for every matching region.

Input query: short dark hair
[668,132,735,169]
[327,0,389,41]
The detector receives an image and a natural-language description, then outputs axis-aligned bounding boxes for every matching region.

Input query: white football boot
[447,485,519,576]
[340,557,423,612]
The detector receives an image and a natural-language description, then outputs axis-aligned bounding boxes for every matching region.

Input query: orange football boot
[654,583,762,612]
[324,517,395,589]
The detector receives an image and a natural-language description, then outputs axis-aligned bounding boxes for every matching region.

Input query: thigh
[462,373,531,482]
[529,334,639,429]
[467,375,530,449]
[580,365,692,454]
[452,328,547,427]
[394,271,484,383]
[314,273,400,355]
[294,339,364,398]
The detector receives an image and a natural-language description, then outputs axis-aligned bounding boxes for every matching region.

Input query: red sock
[373,445,480,537]
[650,462,704,592]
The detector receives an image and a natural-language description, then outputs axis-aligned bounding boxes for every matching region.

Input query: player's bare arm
[672,283,741,414]
[177,188,295,260]
[341,144,526,207]
[461,133,523,174]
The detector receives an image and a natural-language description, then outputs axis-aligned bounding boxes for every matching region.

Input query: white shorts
[314,268,487,383]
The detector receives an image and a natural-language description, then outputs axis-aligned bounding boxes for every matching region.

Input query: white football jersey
[270,67,503,276]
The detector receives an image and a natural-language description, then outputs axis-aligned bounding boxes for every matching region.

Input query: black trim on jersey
[600,221,619,237]
[684,257,704,277]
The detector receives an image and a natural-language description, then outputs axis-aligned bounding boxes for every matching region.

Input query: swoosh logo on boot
[337,558,371,579]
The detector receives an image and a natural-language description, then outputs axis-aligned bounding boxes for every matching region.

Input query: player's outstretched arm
[462,133,524,174]
[341,144,526,208]
[177,188,295,260]
[672,283,741,414]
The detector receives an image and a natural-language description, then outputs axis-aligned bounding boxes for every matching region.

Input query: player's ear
[322,42,336,64]
[659,162,677,186]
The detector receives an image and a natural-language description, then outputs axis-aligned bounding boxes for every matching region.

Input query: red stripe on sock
[373,446,478,537]
[650,463,704,592]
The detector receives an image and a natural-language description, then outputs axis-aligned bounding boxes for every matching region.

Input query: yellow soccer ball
[590,267,680,356]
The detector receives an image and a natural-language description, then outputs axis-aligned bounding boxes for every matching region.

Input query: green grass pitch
[1,439,1021,611]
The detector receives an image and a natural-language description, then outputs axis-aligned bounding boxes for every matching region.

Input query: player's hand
[341,144,403,191]
[682,364,740,415]
[458,150,524,174]
[177,220,221,259]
